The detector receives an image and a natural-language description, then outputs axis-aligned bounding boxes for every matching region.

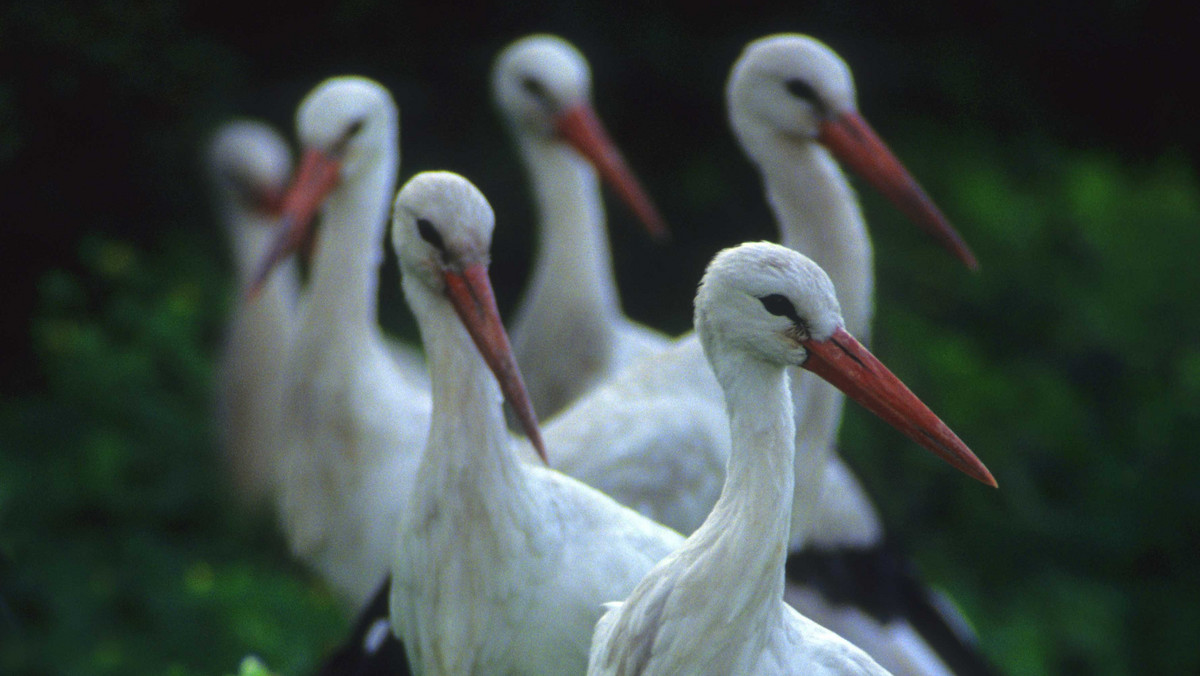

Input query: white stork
[387,171,683,676]
[248,76,431,608]
[588,241,993,675]
[209,120,296,508]
[551,34,994,675]
[494,35,672,420]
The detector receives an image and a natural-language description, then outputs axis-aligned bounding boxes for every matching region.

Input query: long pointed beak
[444,264,548,464]
[801,327,996,487]
[555,103,670,241]
[245,149,342,298]
[818,112,978,270]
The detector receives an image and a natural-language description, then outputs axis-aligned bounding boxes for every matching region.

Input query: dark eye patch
[759,294,800,321]
[330,117,367,155]
[416,218,446,251]
[784,78,826,115]
[520,75,551,105]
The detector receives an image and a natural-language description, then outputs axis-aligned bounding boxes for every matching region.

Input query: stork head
[493,34,592,137]
[296,76,398,181]
[246,76,398,296]
[727,35,977,269]
[208,120,292,218]
[696,241,843,369]
[696,241,995,487]
[727,35,857,148]
[492,34,668,239]
[391,171,494,290]
[391,171,547,463]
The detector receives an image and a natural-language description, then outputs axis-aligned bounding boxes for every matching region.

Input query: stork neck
[305,156,396,336]
[787,368,841,545]
[758,141,874,340]
[751,140,871,544]
[516,136,620,323]
[407,277,534,522]
[686,349,796,623]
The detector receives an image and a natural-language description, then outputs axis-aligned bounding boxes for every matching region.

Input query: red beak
[818,112,978,270]
[801,327,996,487]
[444,264,548,464]
[555,103,669,241]
[246,148,342,299]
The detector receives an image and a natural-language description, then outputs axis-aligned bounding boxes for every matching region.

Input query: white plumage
[588,242,991,675]
[386,171,683,676]
[494,35,672,420]
[548,34,987,674]
[548,33,977,540]
[209,120,297,508]
[252,76,432,607]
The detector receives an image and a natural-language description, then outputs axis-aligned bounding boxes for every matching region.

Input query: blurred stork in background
[209,120,296,509]
[495,35,672,420]
[247,76,431,608]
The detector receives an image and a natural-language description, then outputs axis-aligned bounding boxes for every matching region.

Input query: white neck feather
[513,137,621,327]
[757,140,873,339]
[677,346,796,633]
[406,276,537,534]
[751,138,873,545]
[304,153,396,338]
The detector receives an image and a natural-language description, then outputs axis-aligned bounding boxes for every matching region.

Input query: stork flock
[210,33,999,676]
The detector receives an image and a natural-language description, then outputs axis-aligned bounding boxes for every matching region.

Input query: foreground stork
[209,120,296,507]
[494,35,672,419]
[588,242,993,675]
[250,76,431,607]
[554,34,994,675]
[387,172,683,676]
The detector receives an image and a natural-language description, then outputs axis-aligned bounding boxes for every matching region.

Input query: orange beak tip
[983,470,999,489]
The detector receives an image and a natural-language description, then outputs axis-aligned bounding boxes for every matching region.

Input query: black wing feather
[314,577,412,676]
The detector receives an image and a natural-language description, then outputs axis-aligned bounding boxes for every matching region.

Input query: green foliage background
[2,2,1198,675]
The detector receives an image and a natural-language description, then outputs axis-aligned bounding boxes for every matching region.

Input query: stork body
[386,172,683,676]
[495,35,671,420]
[556,35,990,675]
[589,242,991,675]
[253,77,431,607]
[210,120,297,507]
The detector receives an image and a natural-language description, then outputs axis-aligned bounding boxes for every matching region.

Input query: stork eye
[758,294,799,321]
[520,76,551,104]
[784,78,823,112]
[331,117,367,155]
[416,218,446,251]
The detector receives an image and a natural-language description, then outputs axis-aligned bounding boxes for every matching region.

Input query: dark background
[3,2,1198,674]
